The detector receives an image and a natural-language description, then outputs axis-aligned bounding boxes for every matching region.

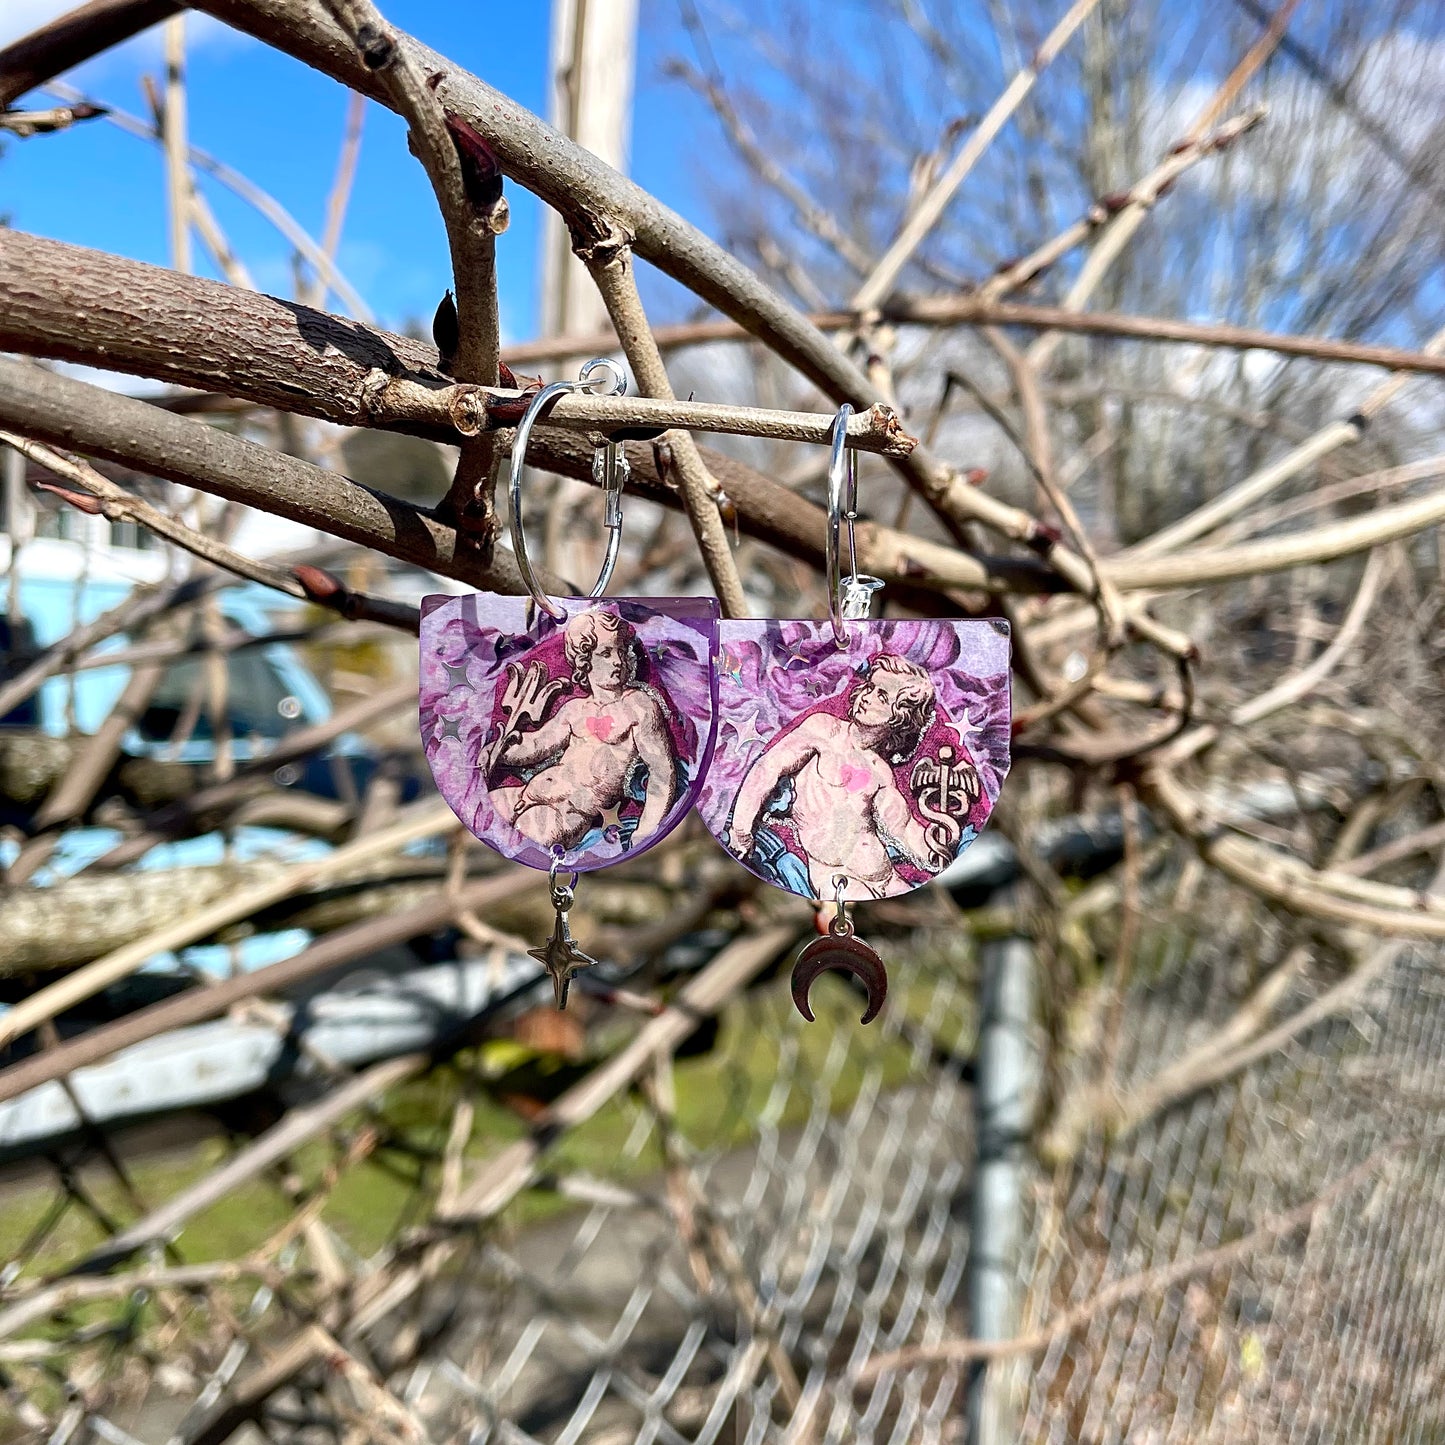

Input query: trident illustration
[482,659,565,776]
[910,744,980,870]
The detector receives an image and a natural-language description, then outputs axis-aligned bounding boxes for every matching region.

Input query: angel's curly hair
[854,653,936,764]
[563,609,639,689]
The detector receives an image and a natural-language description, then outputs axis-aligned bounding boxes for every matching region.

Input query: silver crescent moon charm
[791,932,889,1026]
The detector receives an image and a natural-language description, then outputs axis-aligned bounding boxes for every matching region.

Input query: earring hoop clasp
[826,405,885,647]
[510,358,630,621]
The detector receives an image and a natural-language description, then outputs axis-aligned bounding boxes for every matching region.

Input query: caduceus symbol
[480,659,564,776]
[910,743,981,870]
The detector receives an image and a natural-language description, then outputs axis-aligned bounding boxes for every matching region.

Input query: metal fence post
[966,905,1039,1444]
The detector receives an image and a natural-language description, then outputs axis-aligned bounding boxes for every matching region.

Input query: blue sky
[1,1,709,343]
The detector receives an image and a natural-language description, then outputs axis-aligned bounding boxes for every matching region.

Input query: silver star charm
[528,911,597,1010]
[440,657,473,690]
[437,713,464,741]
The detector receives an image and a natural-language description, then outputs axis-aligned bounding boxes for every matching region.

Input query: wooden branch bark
[1132,323,1445,556]
[0,235,1034,597]
[0,232,915,453]
[4,433,419,630]
[316,0,503,547]
[580,230,748,616]
[183,0,1092,584]
[0,0,180,106]
[0,870,536,1107]
[1103,490,1445,589]
[0,357,550,595]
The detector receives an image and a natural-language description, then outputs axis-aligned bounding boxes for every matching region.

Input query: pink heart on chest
[839,762,873,792]
[585,714,615,742]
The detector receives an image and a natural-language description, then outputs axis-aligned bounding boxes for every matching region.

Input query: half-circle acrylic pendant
[421,360,720,1007]
[698,407,1010,1025]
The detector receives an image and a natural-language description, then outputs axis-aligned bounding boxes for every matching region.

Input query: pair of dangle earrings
[420,360,1011,1022]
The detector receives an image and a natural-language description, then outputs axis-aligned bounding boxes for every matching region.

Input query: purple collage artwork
[420,594,719,874]
[421,596,1011,899]
[696,619,1011,901]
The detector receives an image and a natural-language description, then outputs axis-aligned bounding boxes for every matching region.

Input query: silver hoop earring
[509,357,629,620]
[420,359,721,1008]
[698,404,1013,1026]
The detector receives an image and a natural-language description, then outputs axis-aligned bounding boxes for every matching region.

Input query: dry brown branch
[0,0,178,106]
[1342,820,1445,878]
[0,869,534,1107]
[181,0,1102,587]
[139,71,257,290]
[0,800,458,1051]
[1133,321,1445,555]
[0,101,106,135]
[1097,851,1445,1148]
[0,356,554,596]
[501,300,1445,378]
[92,679,414,869]
[6,626,169,886]
[0,231,912,455]
[1026,0,1305,372]
[318,0,503,552]
[4,433,419,630]
[0,1262,297,1343]
[1231,548,1389,725]
[642,1055,804,1412]
[580,231,748,615]
[1147,772,1445,939]
[60,1055,427,1283]
[179,923,801,1445]
[160,14,191,273]
[1208,455,1445,544]
[665,36,873,276]
[0,566,221,722]
[307,1325,427,1444]
[1103,491,1445,590]
[978,106,1268,302]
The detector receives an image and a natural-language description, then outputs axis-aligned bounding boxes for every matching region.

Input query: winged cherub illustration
[727,653,979,898]
[488,610,677,851]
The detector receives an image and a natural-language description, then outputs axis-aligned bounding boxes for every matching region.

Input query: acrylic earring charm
[419,358,720,1006]
[698,405,1011,1024]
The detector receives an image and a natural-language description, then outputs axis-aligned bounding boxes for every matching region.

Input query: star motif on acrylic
[779,640,815,671]
[731,706,767,751]
[952,706,984,753]
[440,656,474,690]
[720,646,746,688]
[528,913,597,1009]
[436,713,464,741]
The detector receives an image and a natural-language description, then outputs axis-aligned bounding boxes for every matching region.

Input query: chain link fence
[5,858,1443,1444]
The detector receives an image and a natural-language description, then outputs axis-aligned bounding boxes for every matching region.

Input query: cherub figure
[727,654,979,899]
[488,610,676,852]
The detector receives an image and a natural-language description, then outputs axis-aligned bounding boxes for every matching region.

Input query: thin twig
[580,231,749,616]
[1025,0,1304,372]
[3,433,418,629]
[0,801,460,1052]
[849,0,1104,312]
